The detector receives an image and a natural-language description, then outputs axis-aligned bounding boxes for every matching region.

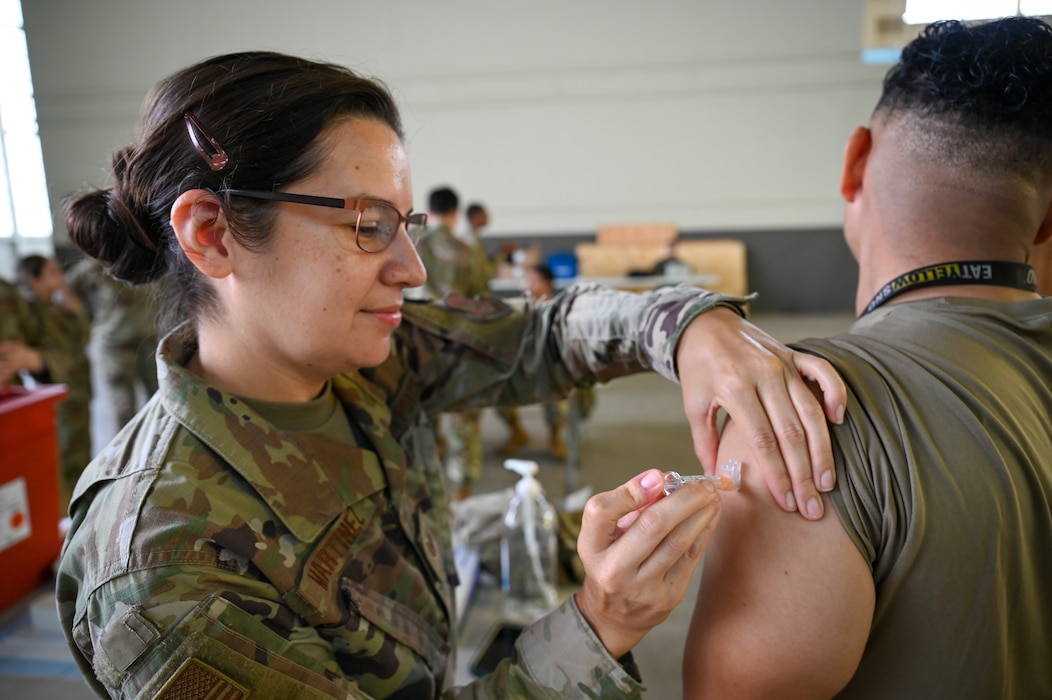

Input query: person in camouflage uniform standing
[497,263,596,460]
[16,255,92,505]
[56,51,845,699]
[68,256,159,430]
[414,186,493,499]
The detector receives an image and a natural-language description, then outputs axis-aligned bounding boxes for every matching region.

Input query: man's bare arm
[683,416,875,699]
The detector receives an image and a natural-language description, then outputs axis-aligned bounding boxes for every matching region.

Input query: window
[864,0,1052,64]
[0,0,52,243]
[904,0,1052,23]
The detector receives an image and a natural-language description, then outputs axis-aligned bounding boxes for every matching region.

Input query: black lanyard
[861,260,1037,317]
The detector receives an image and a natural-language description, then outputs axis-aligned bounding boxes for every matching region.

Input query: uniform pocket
[341,577,451,676]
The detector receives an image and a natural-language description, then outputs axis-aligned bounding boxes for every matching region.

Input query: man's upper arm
[683,417,875,700]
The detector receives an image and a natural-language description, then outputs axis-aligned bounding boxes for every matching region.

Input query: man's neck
[856,259,1040,316]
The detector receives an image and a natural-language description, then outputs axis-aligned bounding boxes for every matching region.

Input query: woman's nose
[385,228,427,288]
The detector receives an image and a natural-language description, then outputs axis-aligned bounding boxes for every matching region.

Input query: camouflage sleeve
[398,282,752,415]
[68,567,377,699]
[72,571,640,699]
[449,595,644,698]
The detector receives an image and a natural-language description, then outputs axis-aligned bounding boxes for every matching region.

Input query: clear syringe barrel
[663,459,742,495]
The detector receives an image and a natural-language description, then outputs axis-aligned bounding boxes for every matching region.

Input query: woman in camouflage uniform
[57,52,845,699]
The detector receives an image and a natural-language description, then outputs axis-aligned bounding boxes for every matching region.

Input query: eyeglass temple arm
[220,189,346,209]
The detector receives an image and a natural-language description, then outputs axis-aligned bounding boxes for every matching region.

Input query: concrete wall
[17,0,882,310]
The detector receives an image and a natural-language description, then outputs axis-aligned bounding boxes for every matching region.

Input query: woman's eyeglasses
[184,112,426,253]
[221,189,427,253]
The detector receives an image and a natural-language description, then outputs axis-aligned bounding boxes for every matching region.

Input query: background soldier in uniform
[68,256,159,430]
[16,254,91,507]
[415,186,494,499]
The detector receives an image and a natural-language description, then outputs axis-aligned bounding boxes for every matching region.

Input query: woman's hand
[575,469,720,659]
[676,307,846,520]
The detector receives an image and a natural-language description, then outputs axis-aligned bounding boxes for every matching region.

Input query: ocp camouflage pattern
[57,282,746,698]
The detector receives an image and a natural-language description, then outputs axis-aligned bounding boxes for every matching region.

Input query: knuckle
[684,537,708,563]
[779,421,807,445]
[635,508,666,538]
[796,397,825,420]
[582,493,608,520]
[663,529,691,557]
[751,430,779,453]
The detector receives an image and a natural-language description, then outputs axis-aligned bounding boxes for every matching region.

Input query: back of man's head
[428,187,459,215]
[876,17,1052,177]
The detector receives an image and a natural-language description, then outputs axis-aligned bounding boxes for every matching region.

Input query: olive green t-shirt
[796,297,1052,699]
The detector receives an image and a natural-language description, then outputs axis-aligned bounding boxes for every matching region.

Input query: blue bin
[547,252,578,280]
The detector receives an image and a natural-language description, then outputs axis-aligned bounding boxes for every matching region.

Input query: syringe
[663,459,742,495]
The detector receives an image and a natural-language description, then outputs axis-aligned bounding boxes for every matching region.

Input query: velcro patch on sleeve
[100,606,161,673]
[439,293,512,320]
[154,658,248,700]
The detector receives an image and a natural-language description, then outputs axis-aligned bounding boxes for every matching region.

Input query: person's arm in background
[0,279,44,385]
[0,341,44,385]
[682,413,874,699]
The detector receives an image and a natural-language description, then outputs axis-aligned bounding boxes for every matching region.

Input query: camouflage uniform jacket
[21,290,92,393]
[0,278,30,342]
[0,278,85,384]
[56,282,747,699]
[67,258,159,351]
[414,225,491,300]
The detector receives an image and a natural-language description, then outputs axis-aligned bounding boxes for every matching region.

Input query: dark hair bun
[64,148,167,285]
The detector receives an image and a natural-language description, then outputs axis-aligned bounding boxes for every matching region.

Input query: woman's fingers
[576,476,722,658]
[676,310,846,519]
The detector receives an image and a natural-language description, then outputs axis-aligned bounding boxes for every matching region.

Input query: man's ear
[170,189,234,278]
[839,127,872,203]
[1035,193,1052,246]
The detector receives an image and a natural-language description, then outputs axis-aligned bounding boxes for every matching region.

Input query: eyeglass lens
[355,202,427,253]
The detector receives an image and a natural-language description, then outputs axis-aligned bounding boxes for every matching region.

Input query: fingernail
[785,492,797,511]
[640,471,660,490]
[835,405,845,424]
[821,471,835,491]
[807,497,822,519]
[700,479,717,493]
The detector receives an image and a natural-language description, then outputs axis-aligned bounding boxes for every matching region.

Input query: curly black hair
[875,17,1052,173]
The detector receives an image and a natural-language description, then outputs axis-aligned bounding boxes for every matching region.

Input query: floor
[0,312,854,698]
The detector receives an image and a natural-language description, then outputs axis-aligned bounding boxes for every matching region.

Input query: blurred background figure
[465,201,489,238]
[416,186,491,300]
[498,263,596,460]
[649,241,694,278]
[16,254,92,507]
[0,276,45,386]
[467,200,522,281]
[68,257,159,431]
[415,186,492,499]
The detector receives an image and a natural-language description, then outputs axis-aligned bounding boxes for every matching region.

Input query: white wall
[20,0,886,247]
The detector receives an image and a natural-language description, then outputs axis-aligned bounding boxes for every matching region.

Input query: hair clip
[184,112,229,172]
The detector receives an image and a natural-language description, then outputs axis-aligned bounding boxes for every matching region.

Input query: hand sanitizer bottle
[500,459,559,621]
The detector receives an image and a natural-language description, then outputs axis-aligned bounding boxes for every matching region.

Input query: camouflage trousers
[439,409,482,488]
[497,387,597,433]
[95,340,159,427]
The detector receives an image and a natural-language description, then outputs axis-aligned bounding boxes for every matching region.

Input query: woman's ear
[170,190,234,278]
[839,127,872,203]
